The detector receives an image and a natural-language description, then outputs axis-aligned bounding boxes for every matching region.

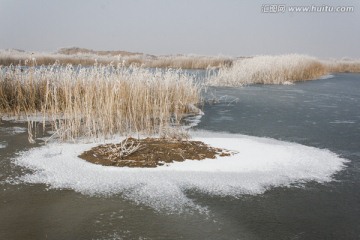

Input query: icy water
[1,73,360,239]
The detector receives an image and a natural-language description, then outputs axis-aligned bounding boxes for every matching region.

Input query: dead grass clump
[79,137,233,168]
[99,138,142,162]
[160,126,190,141]
[0,63,201,141]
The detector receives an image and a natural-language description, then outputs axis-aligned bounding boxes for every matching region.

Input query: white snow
[1,114,66,123]
[10,126,27,134]
[0,126,27,135]
[0,142,7,149]
[12,131,347,212]
[1,115,45,122]
[319,74,334,80]
[183,114,203,129]
[329,120,355,124]
[282,81,294,85]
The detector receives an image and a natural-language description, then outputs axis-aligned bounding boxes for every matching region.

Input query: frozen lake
[1,73,359,239]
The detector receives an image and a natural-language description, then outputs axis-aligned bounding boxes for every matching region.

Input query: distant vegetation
[325,58,360,73]
[57,47,143,56]
[209,54,360,86]
[0,48,233,69]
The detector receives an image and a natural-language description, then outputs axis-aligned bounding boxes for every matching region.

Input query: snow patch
[319,74,334,80]
[283,81,294,85]
[183,114,203,129]
[12,131,347,212]
[329,120,355,124]
[0,126,27,135]
[0,142,7,149]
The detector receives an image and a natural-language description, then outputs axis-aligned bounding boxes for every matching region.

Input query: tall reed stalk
[0,63,201,141]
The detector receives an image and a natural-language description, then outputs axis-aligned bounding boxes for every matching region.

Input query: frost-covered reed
[0,49,233,69]
[144,55,232,69]
[325,58,360,73]
[208,54,327,86]
[0,64,201,141]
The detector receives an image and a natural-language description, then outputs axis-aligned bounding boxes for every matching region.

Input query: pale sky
[0,0,359,58]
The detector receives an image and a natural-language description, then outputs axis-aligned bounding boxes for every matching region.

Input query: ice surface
[183,114,203,129]
[329,120,356,124]
[1,115,44,122]
[10,127,27,134]
[319,74,334,80]
[12,131,348,212]
[0,126,27,135]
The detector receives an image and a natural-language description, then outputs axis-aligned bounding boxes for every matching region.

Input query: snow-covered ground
[12,131,347,212]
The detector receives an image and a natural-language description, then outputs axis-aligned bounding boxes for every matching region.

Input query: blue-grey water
[1,73,360,239]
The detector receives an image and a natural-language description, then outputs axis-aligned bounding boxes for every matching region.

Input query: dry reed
[0,63,201,141]
[324,59,360,73]
[0,49,233,69]
[208,54,328,86]
[208,55,360,87]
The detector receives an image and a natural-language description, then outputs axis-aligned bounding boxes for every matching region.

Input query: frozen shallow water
[0,126,26,135]
[12,131,347,212]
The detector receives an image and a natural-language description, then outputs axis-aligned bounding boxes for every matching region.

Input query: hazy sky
[0,0,359,58]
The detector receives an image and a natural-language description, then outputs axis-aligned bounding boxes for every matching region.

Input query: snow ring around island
[12,131,348,212]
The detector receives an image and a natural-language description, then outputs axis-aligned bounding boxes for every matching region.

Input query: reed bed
[0,63,201,141]
[0,49,126,66]
[324,59,360,73]
[208,54,327,86]
[0,49,233,69]
[144,55,233,69]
